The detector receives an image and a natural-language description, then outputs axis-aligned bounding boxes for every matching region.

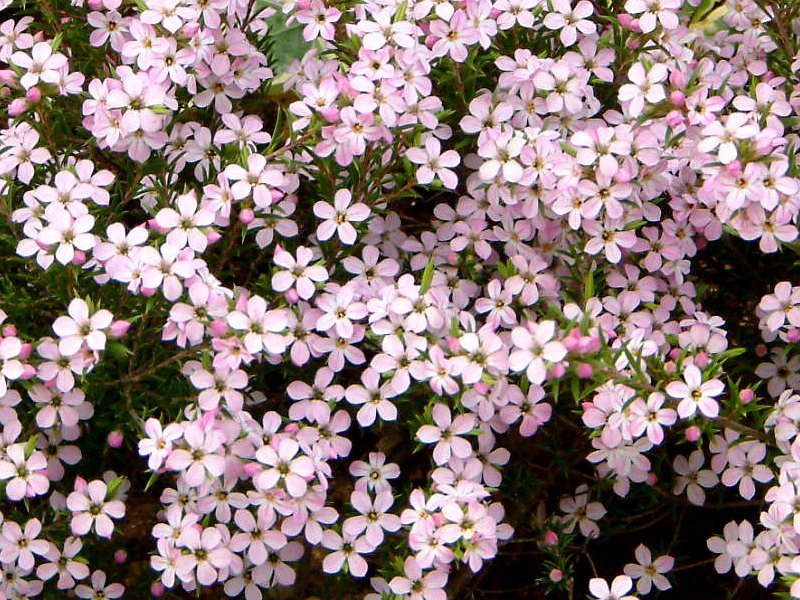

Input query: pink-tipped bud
[665,110,684,128]
[209,319,229,337]
[1,325,17,337]
[150,582,165,597]
[788,329,800,343]
[549,569,563,583]
[664,360,677,373]
[20,364,36,380]
[618,13,634,29]
[284,288,300,304]
[685,426,701,442]
[7,98,28,116]
[74,476,88,493]
[18,342,33,360]
[694,352,709,368]
[575,363,594,379]
[239,208,255,225]
[670,90,686,107]
[107,431,124,449]
[206,230,222,245]
[141,287,156,297]
[243,462,261,477]
[669,69,686,88]
[474,382,490,395]
[87,0,103,8]
[109,320,131,339]
[447,336,461,353]
[26,87,42,104]
[646,472,658,485]
[0,70,16,86]
[755,344,768,357]
[543,531,558,545]
[739,388,755,404]
[669,348,682,360]
[71,251,86,266]
[114,549,127,564]
[548,363,567,379]
[235,293,249,312]
[629,17,642,32]
[446,251,459,265]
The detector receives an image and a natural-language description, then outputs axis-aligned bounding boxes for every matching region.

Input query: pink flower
[314,189,371,245]
[589,575,637,600]
[272,246,328,300]
[321,529,374,577]
[389,557,447,600]
[623,544,673,594]
[138,418,183,470]
[543,0,596,46]
[0,518,50,570]
[406,136,460,189]
[416,403,475,465]
[67,479,126,538]
[254,437,315,497]
[665,364,724,419]
[11,41,67,89]
[508,320,567,385]
[52,298,113,357]
[76,570,124,599]
[343,490,401,546]
[0,442,49,500]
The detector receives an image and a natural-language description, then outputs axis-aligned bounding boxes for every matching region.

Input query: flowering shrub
[2,0,800,597]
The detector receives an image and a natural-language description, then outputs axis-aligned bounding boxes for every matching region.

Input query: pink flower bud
[474,382,490,395]
[446,251,459,264]
[447,336,461,353]
[107,431,124,449]
[71,251,86,266]
[284,288,300,304]
[20,364,36,380]
[0,70,16,86]
[2,325,17,337]
[629,17,642,32]
[26,87,42,104]
[206,230,222,245]
[665,110,684,128]
[670,90,685,107]
[147,218,168,234]
[114,549,127,564]
[7,98,28,116]
[243,462,261,477]
[788,329,800,343]
[549,569,563,583]
[664,360,676,373]
[239,208,255,224]
[18,342,33,360]
[543,531,558,545]
[739,388,755,404]
[724,160,742,178]
[755,344,768,357]
[618,13,634,29]
[141,287,156,297]
[685,426,701,442]
[109,320,131,339]
[548,363,566,379]
[575,363,594,379]
[669,348,681,360]
[150,582,165,597]
[646,472,658,485]
[87,0,103,8]
[694,352,709,368]
[209,319,229,336]
[669,69,686,88]
[74,476,88,493]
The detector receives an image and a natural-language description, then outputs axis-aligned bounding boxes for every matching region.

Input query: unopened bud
[739,388,755,404]
[71,251,86,266]
[114,549,127,564]
[18,342,33,360]
[755,344,768,357]
[549,569,563,583]
[109,320,131,338]
[107,431,123,449]
[575,363,594,379]
[239,208,255,225]
[7,98,28,116]
[25,87,42,104]
[284,288,300,304]
[543,531,558,545]
[209,319,229,336]
[685,426,701,442]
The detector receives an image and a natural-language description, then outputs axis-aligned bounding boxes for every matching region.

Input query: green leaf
[106,475,126,499]
[419,257,435,295]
